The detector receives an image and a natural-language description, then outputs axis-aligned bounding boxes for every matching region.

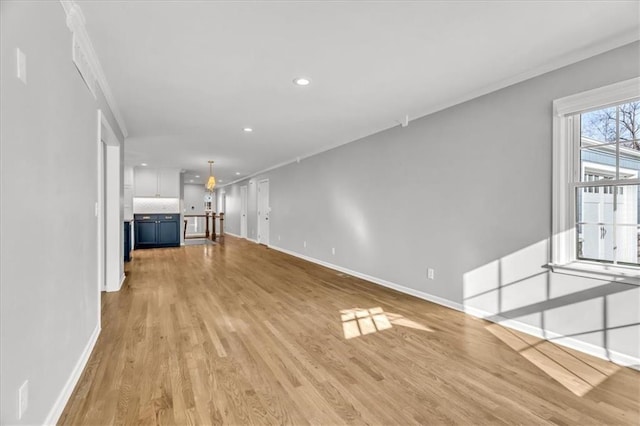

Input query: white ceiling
[80,0,640,185]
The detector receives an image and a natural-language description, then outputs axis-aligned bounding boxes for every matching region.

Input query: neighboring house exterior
[579,137,639,264]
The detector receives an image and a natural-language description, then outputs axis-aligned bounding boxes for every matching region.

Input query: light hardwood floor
[60,236,640,425]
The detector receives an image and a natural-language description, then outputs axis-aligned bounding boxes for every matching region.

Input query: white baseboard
[268,245,463,312]
[465,306,640,370]
[223,231,255,242]
[105,274,125,293]
[268,244,640,370]
[44,323,101,425]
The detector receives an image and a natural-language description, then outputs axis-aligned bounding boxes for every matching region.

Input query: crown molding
[59,0,129,138]
[411,28,640,124]
[553,76,640,117]
[220,32,640,190]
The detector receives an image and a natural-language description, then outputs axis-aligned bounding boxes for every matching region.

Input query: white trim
[265,242,638,369]
[554,77,640,117]
[225,231,252,242]
[552,114,576,265]
[43,323,101,425]
[105,273,127,293]
[465,306,640,370]
[59,1,128,137]
[550,261,639,285]
[422,38,640,122]
[220,158,296,188]
[220,42,640,190]
[97,111,105,294]
[99,111,123,293]
[552,78,640,278]
[268,244,464,312]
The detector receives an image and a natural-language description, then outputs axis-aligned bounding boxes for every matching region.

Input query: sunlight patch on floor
[341,307,433,339]
[486,323,620,397]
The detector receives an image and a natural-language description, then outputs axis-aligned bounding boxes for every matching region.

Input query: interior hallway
[60,237,640,425]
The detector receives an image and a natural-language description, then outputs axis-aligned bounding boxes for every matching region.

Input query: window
[552,77,639,284]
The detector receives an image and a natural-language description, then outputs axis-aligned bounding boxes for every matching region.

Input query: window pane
[577,224,614,262]
[619,146,640,180]
[581,106,617,144]
[616,226,639,266]
[577,186,615,263]
[581,146,640,182]
[615,184,638,226]
[580,146,617,183]
[618,101,640,148]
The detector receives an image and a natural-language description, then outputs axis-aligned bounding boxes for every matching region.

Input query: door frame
[240,185,248,239]
[97,110,123,295]
[257,179,270,245]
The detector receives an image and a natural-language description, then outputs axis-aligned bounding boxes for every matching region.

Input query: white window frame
[551,76,640,285]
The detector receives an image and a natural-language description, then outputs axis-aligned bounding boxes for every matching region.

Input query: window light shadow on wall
[340,307,433,339]
[462,238,638,397]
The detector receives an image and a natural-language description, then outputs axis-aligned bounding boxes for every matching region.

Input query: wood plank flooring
[59,236,640,425]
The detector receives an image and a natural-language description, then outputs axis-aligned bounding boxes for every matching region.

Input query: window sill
[549,261,640,285]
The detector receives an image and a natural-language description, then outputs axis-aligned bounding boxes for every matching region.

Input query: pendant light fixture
[206,160,216,191]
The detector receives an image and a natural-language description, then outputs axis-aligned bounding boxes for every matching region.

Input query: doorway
[240,185,248,238]
[257,179,270,245]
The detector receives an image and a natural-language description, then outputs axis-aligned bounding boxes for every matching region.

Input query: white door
[240,185,248,238]
[257,179,270,245]
[582,191,614,261]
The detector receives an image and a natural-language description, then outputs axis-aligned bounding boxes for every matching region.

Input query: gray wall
[1,1,124,424]
[184,183,206,215]
[221,41,640,362]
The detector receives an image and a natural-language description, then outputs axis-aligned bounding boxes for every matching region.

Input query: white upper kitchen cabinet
[134,167,159,197]
[158,168,180,198]
[134,167,180,197]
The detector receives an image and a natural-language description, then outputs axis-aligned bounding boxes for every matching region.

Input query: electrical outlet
[18,380,28,419]
[427,268,435,280]
[332,247,336,255]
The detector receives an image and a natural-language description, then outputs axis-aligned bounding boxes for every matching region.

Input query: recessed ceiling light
[293,77,311,86]
[189,179,194,183]
[243,127,253,132]
[140,163,148,166]
[235,172,241,175]
[195,175,200,178]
